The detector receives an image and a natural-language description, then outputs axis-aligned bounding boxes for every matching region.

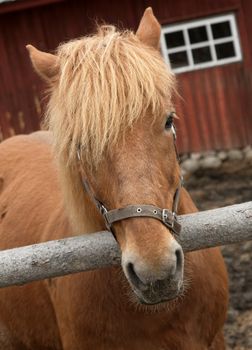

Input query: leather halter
[81,177,182,236]
[78,121,182,237]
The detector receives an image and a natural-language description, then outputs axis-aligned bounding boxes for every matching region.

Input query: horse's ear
[136,7,161,50]
[26,44,59,82]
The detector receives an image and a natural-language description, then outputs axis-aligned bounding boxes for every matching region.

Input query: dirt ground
[185,158,252,350]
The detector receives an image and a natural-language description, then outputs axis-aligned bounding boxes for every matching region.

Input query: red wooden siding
[175,64,252,152]
[0,0,64,15]
[0,0,252,153]
[155,0,252,153]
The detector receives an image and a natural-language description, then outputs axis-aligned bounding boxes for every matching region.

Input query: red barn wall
[156,0,252,152]
[0,0,252,153]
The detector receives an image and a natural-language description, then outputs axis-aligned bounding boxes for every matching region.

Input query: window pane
[188,26,208,44]
[165,31,185,48]
[211,21,231,39]
[215,41,235,59]
[192,46,212,64]
[168,51,189,68]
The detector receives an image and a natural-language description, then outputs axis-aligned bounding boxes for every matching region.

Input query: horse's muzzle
[122,239,184,305]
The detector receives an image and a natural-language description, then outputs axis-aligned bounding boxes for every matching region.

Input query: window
[160,13,242,73]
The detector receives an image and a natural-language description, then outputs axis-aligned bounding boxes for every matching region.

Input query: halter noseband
[82,178,182,236]
[77,122,182,237]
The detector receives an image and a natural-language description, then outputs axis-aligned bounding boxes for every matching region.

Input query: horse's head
[27,8,184,305]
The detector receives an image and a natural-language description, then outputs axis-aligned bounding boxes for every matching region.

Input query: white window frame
[160,13,242,74]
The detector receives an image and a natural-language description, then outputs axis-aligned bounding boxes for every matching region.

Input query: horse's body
[0,132,228,350]
[0,8,228,350]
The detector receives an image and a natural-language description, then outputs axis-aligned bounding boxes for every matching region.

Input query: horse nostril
[175,247,183,276]
[126,263,147,291]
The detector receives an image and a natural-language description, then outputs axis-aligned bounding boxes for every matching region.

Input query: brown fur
[0,8,228,349]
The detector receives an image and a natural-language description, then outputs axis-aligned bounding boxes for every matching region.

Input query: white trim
[161,13,242,74]
[183,27,193,67]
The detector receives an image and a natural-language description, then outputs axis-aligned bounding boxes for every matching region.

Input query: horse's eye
[165,113,174,130]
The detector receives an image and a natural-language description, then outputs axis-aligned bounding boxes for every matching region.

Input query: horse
[0,8,228,350]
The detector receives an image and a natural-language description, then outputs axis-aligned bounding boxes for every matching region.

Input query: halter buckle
[98,203,107,215]
[162,209,174,229]
[98,203,112,231]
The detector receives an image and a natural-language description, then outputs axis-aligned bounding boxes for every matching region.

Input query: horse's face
[86,9,184,305]
[87,111,184,304]
[27,8,184,305]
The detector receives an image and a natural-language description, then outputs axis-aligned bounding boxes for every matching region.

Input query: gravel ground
[185,158,252,349]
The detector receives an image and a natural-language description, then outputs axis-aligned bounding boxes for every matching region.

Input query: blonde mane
[46,25,176,166]
[45,25,176,232]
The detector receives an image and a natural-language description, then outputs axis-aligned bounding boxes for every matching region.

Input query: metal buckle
[98,204,111,230]
[99,203,108,216]
[162,209,168,222]
[162,209,174,229]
